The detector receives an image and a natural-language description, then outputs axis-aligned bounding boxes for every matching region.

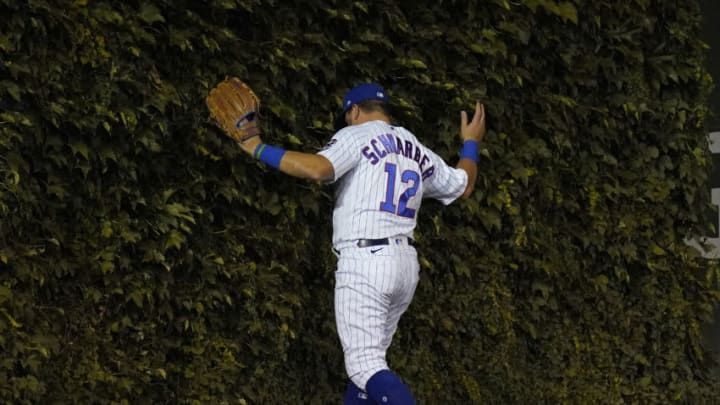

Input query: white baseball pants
[333,239,420,390]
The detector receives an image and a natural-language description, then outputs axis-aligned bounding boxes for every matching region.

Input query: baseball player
[234,84,485,404]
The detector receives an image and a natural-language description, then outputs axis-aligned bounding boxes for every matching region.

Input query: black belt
[357,237,416,248]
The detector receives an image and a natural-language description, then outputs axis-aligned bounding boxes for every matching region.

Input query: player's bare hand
[460,101,485,143]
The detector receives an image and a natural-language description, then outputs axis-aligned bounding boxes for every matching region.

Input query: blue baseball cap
[334,83,389,130]
[341,83,388,113]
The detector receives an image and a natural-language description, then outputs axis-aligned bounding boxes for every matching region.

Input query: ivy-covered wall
[701,0,720,129]
[1,0,718,403]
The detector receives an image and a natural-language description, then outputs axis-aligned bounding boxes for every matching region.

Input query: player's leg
[380,252,420,351]
[334,252,394,392]
[365,248,419,405]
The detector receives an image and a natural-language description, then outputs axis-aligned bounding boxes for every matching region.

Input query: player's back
[326,120,436,243]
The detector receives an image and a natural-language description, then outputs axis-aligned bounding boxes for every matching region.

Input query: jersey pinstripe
[318,120,468,245]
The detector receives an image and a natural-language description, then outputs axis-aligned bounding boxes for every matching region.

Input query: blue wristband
[460,140,479,163]
[253,143,286,169]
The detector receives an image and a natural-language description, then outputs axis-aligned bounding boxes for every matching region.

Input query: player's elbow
[306,156,335,182]
[456,161,478,200]
[460,183,475,199]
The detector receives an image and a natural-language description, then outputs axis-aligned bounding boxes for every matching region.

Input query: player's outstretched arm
[237,136,335,182]
[457,101,486,199]
[206,77,334,182]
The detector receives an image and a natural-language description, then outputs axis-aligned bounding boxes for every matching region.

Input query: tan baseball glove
[206,77,261,144]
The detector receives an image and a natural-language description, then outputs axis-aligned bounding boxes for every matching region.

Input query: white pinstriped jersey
[318,120,468,245]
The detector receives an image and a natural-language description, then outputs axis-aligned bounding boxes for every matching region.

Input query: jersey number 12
[379,162,419,218]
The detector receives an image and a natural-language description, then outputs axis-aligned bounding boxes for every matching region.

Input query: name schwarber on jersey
[319,120,467,246]
[360,131,435,181]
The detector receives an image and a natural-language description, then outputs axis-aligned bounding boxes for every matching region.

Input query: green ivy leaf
[138,3,165,24]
